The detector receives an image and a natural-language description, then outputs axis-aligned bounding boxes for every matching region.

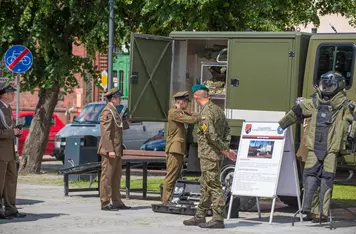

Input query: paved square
[1,182,356,234]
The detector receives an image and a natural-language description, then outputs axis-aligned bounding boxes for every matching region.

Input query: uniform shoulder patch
[201,116,206,121]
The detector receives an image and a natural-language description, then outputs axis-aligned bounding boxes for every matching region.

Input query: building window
[314,44,355,89]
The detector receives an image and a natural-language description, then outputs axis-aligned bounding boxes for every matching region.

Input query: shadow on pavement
[306,219,356,230]
[0,213,67,224]
[69,193,161,201]
[239,215,297,224]
[225,221,261,228]
[16,198,44,206]
[127,205,152,210]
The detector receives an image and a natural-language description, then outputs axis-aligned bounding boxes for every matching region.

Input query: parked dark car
[140,129,165,151]
[140,129,166,170]
[140,139,166,151]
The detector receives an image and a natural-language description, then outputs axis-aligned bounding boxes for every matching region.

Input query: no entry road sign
[4,45,33,73]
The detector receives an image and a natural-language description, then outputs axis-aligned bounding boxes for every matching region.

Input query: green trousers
[302,151,337,217]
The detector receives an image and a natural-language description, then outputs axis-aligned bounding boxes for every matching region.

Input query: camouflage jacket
[197,101,231,161]
[279,91,356,154]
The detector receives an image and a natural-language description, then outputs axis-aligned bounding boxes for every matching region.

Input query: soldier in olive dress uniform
[162,91,200,204]
[0,81,26,219]
[97,87,131,211]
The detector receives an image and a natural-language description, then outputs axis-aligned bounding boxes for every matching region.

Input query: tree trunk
[19,82,60,174]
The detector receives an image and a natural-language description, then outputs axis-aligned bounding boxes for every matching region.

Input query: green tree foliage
[140,0,356,34]
[0,0,143,173]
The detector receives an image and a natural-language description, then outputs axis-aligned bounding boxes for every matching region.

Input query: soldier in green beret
[183,84,236,229]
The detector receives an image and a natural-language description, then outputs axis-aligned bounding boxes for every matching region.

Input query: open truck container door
[129,33,173,122]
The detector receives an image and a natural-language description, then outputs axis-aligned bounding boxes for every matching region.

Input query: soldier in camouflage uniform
[162,91,200,204]
[278,71,356,223]
[183,84,236,229]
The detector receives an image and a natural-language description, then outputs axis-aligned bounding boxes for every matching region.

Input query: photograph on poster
[247,140,274,159]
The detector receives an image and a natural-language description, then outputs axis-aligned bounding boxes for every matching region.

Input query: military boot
[303,212,313,221]
[198,219,225,229]
[183,216,206,226]
[312,215,328,224]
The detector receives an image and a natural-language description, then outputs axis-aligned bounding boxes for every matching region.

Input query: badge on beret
[201,123,207,132]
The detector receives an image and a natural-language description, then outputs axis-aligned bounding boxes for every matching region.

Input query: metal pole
[16,73,20,148]
[108,0,114,90]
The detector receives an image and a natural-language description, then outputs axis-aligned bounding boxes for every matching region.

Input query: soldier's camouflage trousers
[195,158,225,221]
[302,151,337,217]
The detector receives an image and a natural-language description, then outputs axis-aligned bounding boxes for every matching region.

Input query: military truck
[127,31,356,212]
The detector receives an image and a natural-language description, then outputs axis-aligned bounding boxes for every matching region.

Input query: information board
[227,119,302,224]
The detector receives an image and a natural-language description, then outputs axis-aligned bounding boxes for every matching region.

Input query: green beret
[192,84,209,93]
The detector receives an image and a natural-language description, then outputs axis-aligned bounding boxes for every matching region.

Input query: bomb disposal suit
[278,71,356,221]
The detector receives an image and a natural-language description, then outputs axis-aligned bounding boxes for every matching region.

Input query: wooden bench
[60,150,166,199]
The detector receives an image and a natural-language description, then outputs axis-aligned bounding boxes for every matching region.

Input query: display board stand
[226,120,303,225]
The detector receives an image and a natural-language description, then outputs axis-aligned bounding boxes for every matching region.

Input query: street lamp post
[108,0,114,90]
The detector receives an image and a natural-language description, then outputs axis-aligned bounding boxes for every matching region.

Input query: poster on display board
[227,120,302,224]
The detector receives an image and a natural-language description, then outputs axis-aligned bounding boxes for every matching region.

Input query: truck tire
[220,166,256,211]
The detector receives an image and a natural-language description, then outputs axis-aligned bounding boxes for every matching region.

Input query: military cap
[0,80,16,95]
[104,87,122,98]
[173,91,191,102]
[192,84,209,93]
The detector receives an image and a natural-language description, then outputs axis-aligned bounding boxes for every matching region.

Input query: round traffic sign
[4,45,33,73]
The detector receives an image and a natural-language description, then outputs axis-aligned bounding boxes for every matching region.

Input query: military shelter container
[128,32,312,142]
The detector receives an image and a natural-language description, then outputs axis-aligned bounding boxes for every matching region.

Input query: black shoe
[312,216,328,223]
[303,213,313,221]
[198,219,225,229]
[101,204,119,211]
[6,212,26,218]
